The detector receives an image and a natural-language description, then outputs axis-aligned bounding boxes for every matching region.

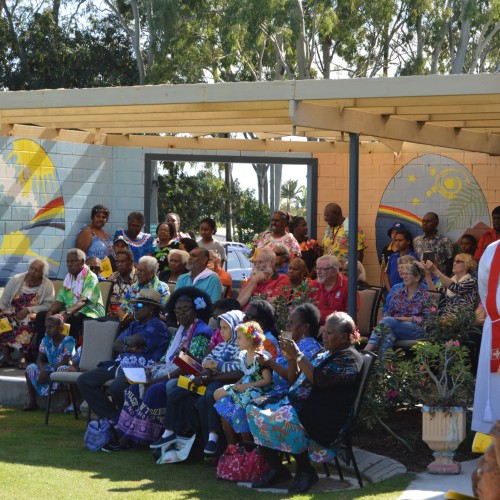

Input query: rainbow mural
[0,139,65,282]
[375,154,490,259]
[22,196,65,230]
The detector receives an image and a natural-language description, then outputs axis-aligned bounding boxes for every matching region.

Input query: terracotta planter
[421,406,466,474]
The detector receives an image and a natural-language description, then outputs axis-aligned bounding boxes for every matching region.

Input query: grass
[0,408,413,499]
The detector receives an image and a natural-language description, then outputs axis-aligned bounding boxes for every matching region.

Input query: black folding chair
[324,350,377,488]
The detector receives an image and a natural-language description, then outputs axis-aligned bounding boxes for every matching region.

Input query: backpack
[84,419,114,451]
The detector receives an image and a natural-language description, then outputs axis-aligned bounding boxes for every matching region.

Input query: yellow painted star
[430,168,436,176]
[408,174,416,182]
[412,198,420,206]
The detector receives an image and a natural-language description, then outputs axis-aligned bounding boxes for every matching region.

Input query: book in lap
[122,367,147,384]
[173,351,203,376]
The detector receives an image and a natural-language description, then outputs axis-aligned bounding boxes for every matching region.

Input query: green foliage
[360,324,417,432]
[157,162,226,234]
[280,179,304,212]
[425,306,482,344]
[255,280,317,331]
[157,162,269,243]
[0,5,138,90]
[399,340,475,408]
[232,187,270,244]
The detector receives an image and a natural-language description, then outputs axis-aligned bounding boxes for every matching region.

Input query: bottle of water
[241,273,248,285]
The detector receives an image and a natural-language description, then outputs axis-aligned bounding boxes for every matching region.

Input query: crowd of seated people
[3,202,499,495]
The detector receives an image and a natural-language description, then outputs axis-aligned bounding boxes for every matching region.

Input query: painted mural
[375,154,490,258]
[0,139,65,283]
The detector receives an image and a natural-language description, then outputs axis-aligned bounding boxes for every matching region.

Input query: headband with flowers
[237,323,265,345]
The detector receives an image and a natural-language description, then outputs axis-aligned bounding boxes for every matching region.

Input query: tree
[232,187,271,244]
[0,1,139,90]
[280,179,304,212]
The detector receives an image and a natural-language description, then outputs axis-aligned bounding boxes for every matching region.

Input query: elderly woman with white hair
[0,258,54,368]
[47,248,104,340]
[366,262,436,353]
[158,249,189,284]
[237,247,290,308]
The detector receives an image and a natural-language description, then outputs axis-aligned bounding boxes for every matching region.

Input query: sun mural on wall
[375,154,490,259]
[0,139,65,282]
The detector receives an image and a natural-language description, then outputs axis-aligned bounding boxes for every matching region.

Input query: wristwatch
[296,352,305,363]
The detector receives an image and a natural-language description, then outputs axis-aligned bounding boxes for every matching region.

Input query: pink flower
[385,389,400,399]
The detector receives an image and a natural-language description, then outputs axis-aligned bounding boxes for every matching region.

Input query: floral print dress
[25,336,76,396]
[214,350,273,433]
[0,285,42,360]
[246,348,361,462]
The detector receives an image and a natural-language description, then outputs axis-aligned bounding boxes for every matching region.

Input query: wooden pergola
[0,73,499,155]
[2,73,499,318]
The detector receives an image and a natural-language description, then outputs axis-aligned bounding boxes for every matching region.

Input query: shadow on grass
[0,408,413,498]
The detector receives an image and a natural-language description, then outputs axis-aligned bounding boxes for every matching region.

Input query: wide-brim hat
[131,289,166,310]
[387,222,406,237]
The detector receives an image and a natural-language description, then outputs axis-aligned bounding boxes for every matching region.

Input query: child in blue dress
[214,321,272,444]
[24,314,75,411]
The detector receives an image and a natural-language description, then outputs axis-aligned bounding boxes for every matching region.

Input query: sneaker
[64,404,75,414]
[150,434,176,449]
[101,442,124,452]
[203,440,218,455]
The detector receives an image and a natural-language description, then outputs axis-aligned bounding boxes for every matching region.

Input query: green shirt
[56,271,105,318]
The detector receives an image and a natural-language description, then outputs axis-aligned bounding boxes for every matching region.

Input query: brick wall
[315,149,500,285]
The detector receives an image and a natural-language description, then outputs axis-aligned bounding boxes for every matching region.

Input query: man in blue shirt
[78,289,169,422]
[175,247,222,304]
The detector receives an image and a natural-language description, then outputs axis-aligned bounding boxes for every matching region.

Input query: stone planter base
[421,406,466,475]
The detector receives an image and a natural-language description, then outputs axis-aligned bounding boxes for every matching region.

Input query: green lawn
[0,408,413,499]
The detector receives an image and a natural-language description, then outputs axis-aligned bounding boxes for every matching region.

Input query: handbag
[216,444,269,482]
[84,419,114,451]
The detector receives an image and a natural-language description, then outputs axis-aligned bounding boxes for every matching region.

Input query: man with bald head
[413,212,453,275]
[175,247,222,303]
[322,203,367,262]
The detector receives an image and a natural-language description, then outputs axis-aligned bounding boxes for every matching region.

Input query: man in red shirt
[475,206,500,261]
[310,255,359,325]
[237,247,290,307]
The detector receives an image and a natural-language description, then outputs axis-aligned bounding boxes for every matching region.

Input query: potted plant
[405,340,475,474]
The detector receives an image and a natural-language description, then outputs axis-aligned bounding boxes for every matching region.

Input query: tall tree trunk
[225,162,233,241]
[451,0,472,74]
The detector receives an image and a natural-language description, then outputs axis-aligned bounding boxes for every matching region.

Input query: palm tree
[281,179,304,212]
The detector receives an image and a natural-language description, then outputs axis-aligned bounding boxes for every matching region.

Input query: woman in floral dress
[0,259,54,368]
[246,312,363,495]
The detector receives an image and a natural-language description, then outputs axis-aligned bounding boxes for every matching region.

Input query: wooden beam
[292,102,500,155]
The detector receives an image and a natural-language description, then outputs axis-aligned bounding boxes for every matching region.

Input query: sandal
[17,357,29,370]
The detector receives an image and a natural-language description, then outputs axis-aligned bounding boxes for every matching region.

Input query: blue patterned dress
[25,336,76,396]
[214,350,273,433]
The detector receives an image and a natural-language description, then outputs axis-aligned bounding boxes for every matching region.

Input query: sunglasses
[454,259,464,264]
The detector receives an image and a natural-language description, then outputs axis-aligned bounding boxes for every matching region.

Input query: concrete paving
[399,459,477,500]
